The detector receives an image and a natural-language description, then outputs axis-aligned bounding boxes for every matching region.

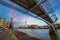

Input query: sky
[0,0,60,27]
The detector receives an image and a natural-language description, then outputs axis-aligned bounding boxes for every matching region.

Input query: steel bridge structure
[0,0,58,28]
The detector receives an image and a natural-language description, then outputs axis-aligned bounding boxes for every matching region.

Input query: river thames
[17,29,60,40]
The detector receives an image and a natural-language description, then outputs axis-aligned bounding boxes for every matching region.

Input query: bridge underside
[11,0,58,37]
[0,0,58,39]
[11,0,54,24]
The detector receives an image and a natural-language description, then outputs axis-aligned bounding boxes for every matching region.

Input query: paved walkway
[0,29,17,40]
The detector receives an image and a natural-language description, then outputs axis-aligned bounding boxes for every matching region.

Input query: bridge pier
[49,25,58,40]
[49,25,57,35]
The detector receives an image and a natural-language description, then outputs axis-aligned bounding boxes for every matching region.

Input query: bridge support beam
[49,25,58,40]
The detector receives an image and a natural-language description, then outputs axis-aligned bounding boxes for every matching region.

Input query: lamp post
[10,16,14,30]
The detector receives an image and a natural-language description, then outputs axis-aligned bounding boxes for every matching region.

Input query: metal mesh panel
[37,0,58,23]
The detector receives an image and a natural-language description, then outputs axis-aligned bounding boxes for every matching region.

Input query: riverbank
[14,30,40,40]
[0,29,40,40]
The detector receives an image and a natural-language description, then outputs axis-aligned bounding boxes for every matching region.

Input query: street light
[10,16,14,30]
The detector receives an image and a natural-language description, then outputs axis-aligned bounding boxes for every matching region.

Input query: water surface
[17,29,60,40]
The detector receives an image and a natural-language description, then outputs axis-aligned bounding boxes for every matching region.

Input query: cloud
[13,15,41,26]
[8,11,13,18]
[8,10,47,26]
[13,16,34,24]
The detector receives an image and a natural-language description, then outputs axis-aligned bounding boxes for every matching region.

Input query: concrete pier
[49,25,58,40]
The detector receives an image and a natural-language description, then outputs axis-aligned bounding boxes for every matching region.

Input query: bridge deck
[11,0,53,24]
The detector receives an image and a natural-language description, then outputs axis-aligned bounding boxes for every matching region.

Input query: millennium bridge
[0,0,58,40]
